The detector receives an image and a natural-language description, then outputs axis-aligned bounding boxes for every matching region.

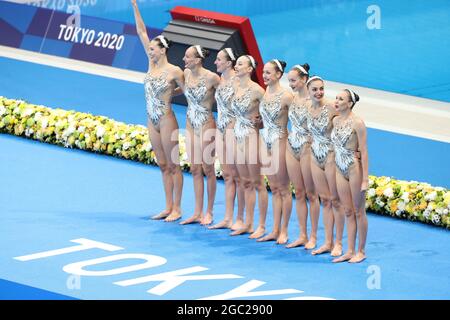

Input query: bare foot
[304,237,317,250]
[331,243,343,257]
[201,212,213,226]
[312,243,333,255]
[286,236,308,249]
[332,252,355,263]
[208,219,232,229]
[276,232,288,245]
[150,209,171,220]
[164,210,181,222]
[349,252,366,263]
[231,219,245,231]
[249,226,265,239]
[230,225,254,236]
[257,232,279,242]
[180,214,202,225]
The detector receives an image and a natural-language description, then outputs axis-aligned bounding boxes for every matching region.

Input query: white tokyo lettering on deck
[14,238,334,300]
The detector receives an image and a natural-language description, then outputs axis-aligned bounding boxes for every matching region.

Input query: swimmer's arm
[131,0,151,57]
[207,72,221,89]
[282,90,294,112]
[254,86,266,129]
[172,67,185,96]
[355,119,369,192]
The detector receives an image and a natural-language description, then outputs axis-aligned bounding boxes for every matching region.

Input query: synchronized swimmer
[132,0,368,263]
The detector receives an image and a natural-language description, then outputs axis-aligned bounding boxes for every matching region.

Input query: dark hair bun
[202,48,210,58]
[279,60,287,72]
[303,63,310,73]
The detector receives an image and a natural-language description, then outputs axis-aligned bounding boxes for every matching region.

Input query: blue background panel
[0,0,37,33]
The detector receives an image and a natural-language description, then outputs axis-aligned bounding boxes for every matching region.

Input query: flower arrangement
[1,97,449,229]
[366,176,450,228]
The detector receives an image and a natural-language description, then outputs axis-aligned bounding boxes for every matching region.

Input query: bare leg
[276,139,292,245]
[311,158,334,255]
[232,133,258,236]
[325,159,345,257]
[180,126,203,225]
[160,113,183,222]
[231,175,245,230]
[257,176,281,242]
[300,149,319,250]
[200,124,216,226]
[333,171,356,263]
[285,146,307,248]
[202,163,216,226]
[250,176,268,238]
[210,131,233,229]
[147,120,172,220]
[349,162,368,263]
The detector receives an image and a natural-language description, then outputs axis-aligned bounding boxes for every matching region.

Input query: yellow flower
[376,187,384,196]
[418,201,427,210]
[389,201,398,213]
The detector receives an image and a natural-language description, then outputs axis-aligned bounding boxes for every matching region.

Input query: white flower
[397,201,406,212]
[121,133,126,139]
[0,105,6,116]
[424,210,431,219]
[40,117,48,129]
[143,142,151,152]
[367,188,376,197]
[130,131,139,138]
[96,126,105,138]
[116,148,121,154]
[63,125,76,138]
[55,120,65,128]
[400,192,410,203]
[436,207,444,215]
[25,128,34,137]
[375,198,385,207]
[383,187,394,199]
[432,214,440,224]
[425,191,437,201]
[23,107,34,117]
[368,179,374,187]
[427,204,434,211]
[34,112,42,121]
[444,209,449,215]
[395,210,402,216]
[78,126,85,132]
[123,142,131,150]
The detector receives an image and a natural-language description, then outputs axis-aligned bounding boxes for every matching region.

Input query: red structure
[170,6,264,87]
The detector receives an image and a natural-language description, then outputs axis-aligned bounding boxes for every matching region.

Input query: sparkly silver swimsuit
[260,93,286,150]
[288,101,310,155]
[232,88,254,143]
[331,118,356,179]
[144,71,170,126]
[307,105,332,167]
[215,79,235,133]
[185,76,209,136]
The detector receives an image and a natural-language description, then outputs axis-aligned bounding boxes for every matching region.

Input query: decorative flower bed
[1,96,449,229]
